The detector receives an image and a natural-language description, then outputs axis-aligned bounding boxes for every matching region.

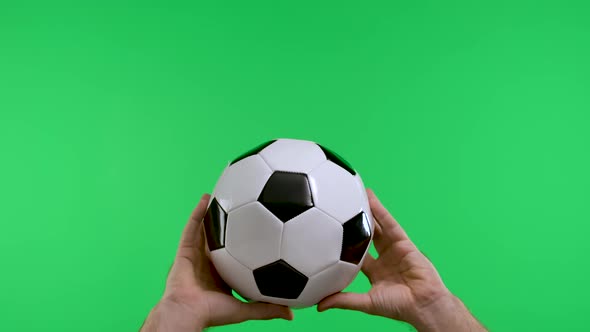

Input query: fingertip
[316,304,330,312]
[247,302,294,321]
[366,190,382,210]
[316,296,334,312]
[274,305,293,320]
[192,193,211,221]
[318,292,372,313]
[283,308,294,321]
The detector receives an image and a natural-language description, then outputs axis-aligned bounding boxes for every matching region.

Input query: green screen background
[1,1,589,331]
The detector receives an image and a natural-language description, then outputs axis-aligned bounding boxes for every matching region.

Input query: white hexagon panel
[308,160,365,223]
[225,202,283,269]
[259,139,327,173]
[209,248,261,301]
[281,208,343,276]
[212,155,272,213]
[296,260,360,307]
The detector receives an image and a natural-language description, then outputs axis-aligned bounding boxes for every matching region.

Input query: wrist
[407,293,485,332]
[141,299,206,332]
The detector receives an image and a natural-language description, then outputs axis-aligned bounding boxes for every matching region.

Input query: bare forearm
[409,294,487,332]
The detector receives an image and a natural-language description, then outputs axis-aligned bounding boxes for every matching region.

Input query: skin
[141,190,487,332]
[140,193,293,332]
[317,189,487,331]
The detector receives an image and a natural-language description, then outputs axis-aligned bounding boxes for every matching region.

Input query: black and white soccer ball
[203,138,374,307]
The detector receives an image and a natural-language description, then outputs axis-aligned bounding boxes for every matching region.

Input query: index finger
[177,193,211,260]
[366,189,409,244]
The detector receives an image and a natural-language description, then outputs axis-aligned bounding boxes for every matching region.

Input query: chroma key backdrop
[1,1,589,331]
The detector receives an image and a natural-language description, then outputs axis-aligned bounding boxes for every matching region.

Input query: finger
[168,194,211,286]
[239,302,293,321]
[189,215,232,292]
[366,189,409,243]
[373,218,383,237]
[317,292,373,313]
[194,222,210,273]
[212,301,293,326]
[371,217,388,253]
[361,252,376,279]
[176,193,211,262]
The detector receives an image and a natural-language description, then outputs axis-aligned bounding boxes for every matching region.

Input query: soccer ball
[203,138,374,307]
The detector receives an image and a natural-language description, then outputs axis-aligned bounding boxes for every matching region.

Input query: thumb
[235,302,294,323]
[317,292,373,313]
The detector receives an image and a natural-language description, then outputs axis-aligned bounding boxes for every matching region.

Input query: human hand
[318,189,486,332]
[140,194,293,332]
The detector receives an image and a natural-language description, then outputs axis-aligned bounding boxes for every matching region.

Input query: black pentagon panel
[230,140,277,165]
[317,144,356,175]
[203,198,228,251]
[341,212,372,264]
[258,171,313,222]
[253,260,308,299]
